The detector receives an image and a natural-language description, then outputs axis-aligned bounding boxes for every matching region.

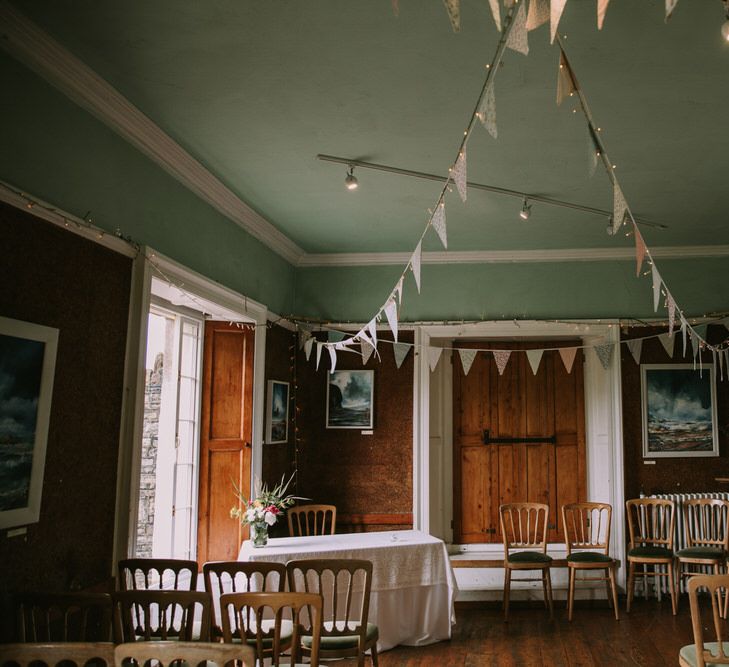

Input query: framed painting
[641,364,718,458]
[265,380,289,444]
[0,316,59,529]
[326,370,374,429]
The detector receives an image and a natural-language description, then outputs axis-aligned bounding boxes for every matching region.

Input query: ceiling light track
[316,154,667,230]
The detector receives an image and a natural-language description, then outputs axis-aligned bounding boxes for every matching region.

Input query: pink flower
[265,505,281,515]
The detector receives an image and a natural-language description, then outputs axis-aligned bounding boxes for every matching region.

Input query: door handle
[244,441,252,448]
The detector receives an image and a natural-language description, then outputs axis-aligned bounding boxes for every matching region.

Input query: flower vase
[251,521,269,548]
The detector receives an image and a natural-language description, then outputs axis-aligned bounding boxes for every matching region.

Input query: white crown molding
[0,2,303,265]
[298,245,729,267]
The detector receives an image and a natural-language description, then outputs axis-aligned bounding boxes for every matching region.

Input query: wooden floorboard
[335,597,702,666]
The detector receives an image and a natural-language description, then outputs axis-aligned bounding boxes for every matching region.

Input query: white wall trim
[0,2,303,266]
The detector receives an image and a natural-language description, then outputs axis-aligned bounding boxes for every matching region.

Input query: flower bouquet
[230,472,302,547]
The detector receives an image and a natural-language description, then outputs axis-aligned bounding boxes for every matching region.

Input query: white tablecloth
[238,529,457,651]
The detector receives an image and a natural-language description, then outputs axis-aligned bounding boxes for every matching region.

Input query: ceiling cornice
[0,1,304,265]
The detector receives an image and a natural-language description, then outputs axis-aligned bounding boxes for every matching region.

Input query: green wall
[0,53,295,315]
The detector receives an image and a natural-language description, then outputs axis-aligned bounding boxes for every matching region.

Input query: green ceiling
[10,0,729,257]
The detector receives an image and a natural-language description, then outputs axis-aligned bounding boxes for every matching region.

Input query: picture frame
[326,370,374,429]
[265,380,289,444]
[641,363,718,458]
[0,316,59,529]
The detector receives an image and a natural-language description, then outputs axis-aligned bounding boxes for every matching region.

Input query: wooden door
[453,341,586,544]
[197,322,254,565]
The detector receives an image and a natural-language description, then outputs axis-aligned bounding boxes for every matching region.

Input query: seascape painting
[266,380,289,443]
[641,364,718,458]
[0,316,58,529]
[326,370,374,429]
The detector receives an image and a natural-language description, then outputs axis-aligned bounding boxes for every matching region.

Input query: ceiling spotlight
[722,1,729,41]
[344,165,358,190]
[519,198,531,220]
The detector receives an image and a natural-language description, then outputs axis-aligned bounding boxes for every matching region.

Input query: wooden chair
[0,642,115,667]
[679,574,729,667]
[14,592,113,641]
[220,592,322,667]
[676,498,729,615]
[203,561,286,639]
[625,497,677,614]
[499,502,553,622]
[287,504,337,537]
[561,502,619,621]
[118,558,198,591]
[114,641,254,667]
[286,558,378,666]
[112,590,211,642]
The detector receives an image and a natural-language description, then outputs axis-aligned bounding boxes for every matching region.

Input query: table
[238,529,457,651]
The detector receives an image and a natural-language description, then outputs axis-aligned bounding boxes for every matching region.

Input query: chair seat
[628,546,673,559]
[302,622,378,650]
[507,551,553,564]
[677,547,726,561]
[679,641,729,667]
[241,620,294,648]
[567,552,614,564]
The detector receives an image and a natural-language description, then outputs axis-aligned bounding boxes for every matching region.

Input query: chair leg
[545,568,554,619]
[714,562,724,619]
[608,565,620,621]
[626,561,635,612]
[371,642,379,667]
[567,567,575,622]
[541,570,549,609]
[667,560,677,616]
[503,567,511,622]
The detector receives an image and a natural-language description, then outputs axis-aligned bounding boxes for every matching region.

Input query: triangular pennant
[694,324,708,343]
[411,242,422,293]
[395,276,404,305]
[367,320,378,347]
[665,0,678,22]
[442,0,461,32]
[659,333,675,358]
[392,0,400,17]
[526,349,544,375]
[431,202,448,249]
[634,227,647,277]
[383,299,399,342]
[304,336,315,361]
[393,342,411,369]
[597,0,610,29]
[488,0,501,31]
[526,0,549,31]
[493,350,511,375]
[453,147,468,202]
[559,347,578,374]
[691,331,700,359]
[361,339,375,365]
[550,0,568,43]
[477,84,498,139]
[428,346,443,371]
[587,124,600,177]
[506,0,529,55]
[681,318,688,357]
[716,349,722,381]
[557,49,578,106]
[626,338,642,365]
[327,345,337,373]
[651,264,662,312]
[594,343,613,370]
[458,348,477,376]
[613,182,627,234]
[298,328,311,350]
[667,294,676,337]
[328,330,346,343]
[316,342,323,370]
[725,350,729,380]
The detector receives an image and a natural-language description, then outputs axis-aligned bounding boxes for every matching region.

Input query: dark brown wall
[622,326,729,500]
[296,331,414,532]
[0,202,131,597]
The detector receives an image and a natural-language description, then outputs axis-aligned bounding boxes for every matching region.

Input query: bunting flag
[328,330,346,343]
[634,227,647,277]
[327,345,337,373]
[667,294,676,337]
[458,348,477,376]
[304,336,315,361]
[361,339,375,365]
[488,0,501,31]
[493,349,511,375]
[691,331,700,359]
[383,298,399,342]
[442,0,461,32]
[526,349,544,375]
[393,341,411,369]
[626,338,642,365]
[665,0,678,22]
[550,0,568,43]
[367,319,378,347]
[658,332,675,358]
[725,350,729,380]
[506,0,529,55]
[587,125,600,177]
[597,0,610,29]
[477,84,498,139]
[651,264,662,312]
[298,328,310,350]
[392,0,400,17]
[395,276,404,304]
[556,50,578,106]
[316,342,323,370]
[681,318,688,356]
[694,324,708,342]
[715,349,721,381]
[613,183,627,234]
[431,203,448,249]
[526,0,549,31]
[594,343,613,370]
[428,346,443,371]
[453,147,468,202]
[559,346,578,374]
[411,242,422,293]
